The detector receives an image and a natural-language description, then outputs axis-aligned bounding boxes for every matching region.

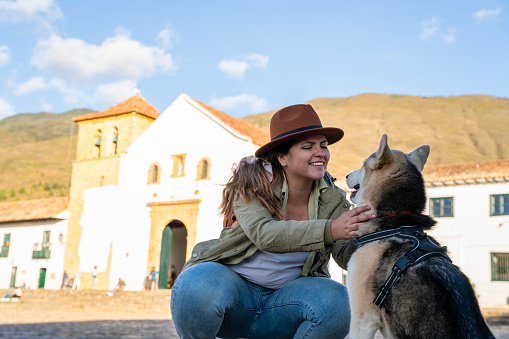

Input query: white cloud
[443,28,457,43]
[92,80,138,107]
[15,76,49,95]
[14,76,85,105]
[0,0,62,33]
[421,17,440,41]
[474,7,502,22]
[421,18,456,43]
[209,94,267,114]
[157,28,179,49]
[246,53,269,68]
[219,53,269,79]
[0,45,10,67]
[219,60,250,79]
[32,30,177,83]
[0,97,15,119]
[0,0,62,21]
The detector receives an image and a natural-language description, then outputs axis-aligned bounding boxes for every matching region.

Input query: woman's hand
[331,205,375,241]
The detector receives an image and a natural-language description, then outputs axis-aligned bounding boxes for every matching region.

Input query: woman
[171,104,374,338]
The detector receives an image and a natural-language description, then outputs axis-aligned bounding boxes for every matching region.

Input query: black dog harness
[355,225,451,308]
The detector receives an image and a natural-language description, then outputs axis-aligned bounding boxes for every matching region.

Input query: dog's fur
[345,134,494,339]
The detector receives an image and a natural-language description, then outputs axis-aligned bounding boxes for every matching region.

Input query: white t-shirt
[229,178,328,289]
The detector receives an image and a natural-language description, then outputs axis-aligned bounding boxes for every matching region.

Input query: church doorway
[158,220,187,289]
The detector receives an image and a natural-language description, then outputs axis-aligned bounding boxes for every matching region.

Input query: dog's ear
[407,145,430,172]
[368,134,392,169]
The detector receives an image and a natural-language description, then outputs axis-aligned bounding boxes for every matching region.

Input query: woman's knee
[291,278,351,334]
[171,263,246,337]
[171,263,237,315]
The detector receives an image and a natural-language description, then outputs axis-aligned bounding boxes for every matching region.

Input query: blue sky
[0,1,507,119]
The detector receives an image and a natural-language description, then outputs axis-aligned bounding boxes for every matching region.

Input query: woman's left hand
[330,205,375,241]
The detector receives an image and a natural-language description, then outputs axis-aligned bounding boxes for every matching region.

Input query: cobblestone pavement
[0,310,178,338]
[0,310,508,338]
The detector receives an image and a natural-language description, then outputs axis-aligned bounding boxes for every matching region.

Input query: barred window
[148,163,161,184]
[429,197,454,217]
[490,194,509,216]
[491,253,509,281]
[196,157,211,180]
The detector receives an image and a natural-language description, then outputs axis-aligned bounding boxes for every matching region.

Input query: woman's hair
[220,140,296,226]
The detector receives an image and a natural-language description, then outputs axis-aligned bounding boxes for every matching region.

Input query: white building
[424,161,509,309]
[0,197,68,290]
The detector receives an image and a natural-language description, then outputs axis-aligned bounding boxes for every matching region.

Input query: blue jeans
[170,262,350,339]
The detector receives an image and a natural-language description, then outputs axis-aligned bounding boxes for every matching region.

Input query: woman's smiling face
[278,134,330,183]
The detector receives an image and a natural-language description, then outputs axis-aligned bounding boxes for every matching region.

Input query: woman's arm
[233,194,329,253]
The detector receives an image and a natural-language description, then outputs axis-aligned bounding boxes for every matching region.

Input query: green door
[38,268,47,288]
[158,226,172,289]
[10,266,17,288]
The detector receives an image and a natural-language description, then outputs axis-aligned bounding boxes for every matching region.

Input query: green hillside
[0,109,93,202]
[1,93,509,203]
[242,94,509,177]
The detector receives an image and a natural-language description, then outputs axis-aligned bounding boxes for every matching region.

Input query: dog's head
[346,134,432,227]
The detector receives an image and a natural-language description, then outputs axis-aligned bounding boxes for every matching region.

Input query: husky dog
[345,134,494,339]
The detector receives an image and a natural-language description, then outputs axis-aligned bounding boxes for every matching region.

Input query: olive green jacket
[182,173,356,277]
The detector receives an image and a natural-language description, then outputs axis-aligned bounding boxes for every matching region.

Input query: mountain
[0,109,93,202]
[241,94,509,177]
[1,94,509,202]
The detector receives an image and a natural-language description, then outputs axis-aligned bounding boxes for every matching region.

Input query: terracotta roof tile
[194,100,270,147]
[0,197,69,223]
[423,160,509,183]
[73,94,160,122]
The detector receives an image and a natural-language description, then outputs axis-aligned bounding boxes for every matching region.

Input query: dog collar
[355,226,450,308]
[381,211,412,218]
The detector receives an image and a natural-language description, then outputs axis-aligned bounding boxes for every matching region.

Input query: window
[32,231,51,259]
[196,157,211,180]
[490,194,509,216]
[429,197,454,217]
[148,163,161,184]
[491,253,509,281]
[94,130,102,158]
[112,127,118,155]
[0,234,10,258]
[171,154,186,177]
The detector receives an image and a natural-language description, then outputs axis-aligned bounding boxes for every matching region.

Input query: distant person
[150,267,158,291]
[144,276,151,291]
[106,278,126,297]
[2,287,22,302]
[72,271,80,290]
[91,266,98,290]
[169,265,176,289]
[11,287,22,299]
[61,271,68,289]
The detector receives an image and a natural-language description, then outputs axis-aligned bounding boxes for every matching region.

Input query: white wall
[427,182,509,308]
[0,213,68,290]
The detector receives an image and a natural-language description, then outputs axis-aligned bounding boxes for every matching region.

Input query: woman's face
[278,134,330,183]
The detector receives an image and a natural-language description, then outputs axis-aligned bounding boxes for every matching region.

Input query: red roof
[0,197,69,223]
[423,160,509,183]
[194,99,270,147]
[73,94,160,122]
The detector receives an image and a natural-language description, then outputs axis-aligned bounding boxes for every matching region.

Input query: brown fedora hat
[255,104,344,157]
